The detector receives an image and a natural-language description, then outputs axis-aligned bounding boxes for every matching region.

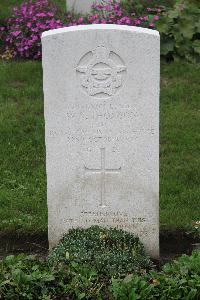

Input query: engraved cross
[85,148,121,207]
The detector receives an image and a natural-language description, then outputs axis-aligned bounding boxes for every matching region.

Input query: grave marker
[42,24,160,258]
[67,0,100,14]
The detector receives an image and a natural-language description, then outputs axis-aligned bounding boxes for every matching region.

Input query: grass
[0,60,46,233]
[0,0,66,20]
[0,0,199,235]
[0,60,199,235]
[160,62,200,229]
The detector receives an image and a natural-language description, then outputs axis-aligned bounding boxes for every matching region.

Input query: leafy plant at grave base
[0,254,104,299]
[0,254,57,299]
[48,225,153,278]
[110,251,200,299]
[157,0,200,63]
[0,251,200,299]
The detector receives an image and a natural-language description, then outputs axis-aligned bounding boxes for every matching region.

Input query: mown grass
[0,0,66,20]
[0,60,199,234]
[160,62,200,229]
[0,60,46,233]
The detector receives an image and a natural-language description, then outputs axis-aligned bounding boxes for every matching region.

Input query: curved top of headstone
[42,24,159,39]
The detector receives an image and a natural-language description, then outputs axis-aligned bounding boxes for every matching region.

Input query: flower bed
[0,0,161,60]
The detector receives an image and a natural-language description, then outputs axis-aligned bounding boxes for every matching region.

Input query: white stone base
[67,0,101,14]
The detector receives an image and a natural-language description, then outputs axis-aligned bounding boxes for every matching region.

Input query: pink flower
[1,0,159,61]
[149,23,155,28]
[47,12,54,17]
[135,19,141,25]
[11,31,21,37]
[77,17,84,23]
[36,12,46,18]
[105,5,112,11]
[153,15,159,21]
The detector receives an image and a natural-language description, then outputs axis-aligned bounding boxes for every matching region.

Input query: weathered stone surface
[67,0,99,13]
[42,25,160,258]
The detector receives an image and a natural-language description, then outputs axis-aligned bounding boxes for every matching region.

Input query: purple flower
[153,15,160,21]
[36,12,46,18]
[11,31,21,37]
[1,0,159,60]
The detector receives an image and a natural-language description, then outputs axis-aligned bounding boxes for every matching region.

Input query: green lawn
[0,0,199,237]
[0,0,66,20]
[0,60,199,235]
[160,63,200,229]
[0,61,46,233]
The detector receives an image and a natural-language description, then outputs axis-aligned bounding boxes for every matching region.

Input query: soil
[0,230,197,264]
[159,229,196,264]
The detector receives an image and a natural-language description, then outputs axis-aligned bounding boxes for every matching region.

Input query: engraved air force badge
[76,46,127,98]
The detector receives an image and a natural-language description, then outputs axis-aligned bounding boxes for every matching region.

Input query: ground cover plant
[111,250,200,299]
[0,228,200,299]
[48,226,153,277]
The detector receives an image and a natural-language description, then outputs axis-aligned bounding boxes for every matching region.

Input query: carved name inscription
[47,102,156,141]
[62,210,153,234]
[76,45,127,98]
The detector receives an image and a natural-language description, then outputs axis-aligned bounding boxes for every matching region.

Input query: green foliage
[162,250,200,276]
[121,0,174,15]
[157,0,200,63]
[111,251,200,299]
[121,0,155,15]
[187,221,200,241]
[63,262,104,299]
[0,254,104,299]
[48,226,153,278]
[0,255,57,299]
[111,274,156,300]
[1,252,200,299]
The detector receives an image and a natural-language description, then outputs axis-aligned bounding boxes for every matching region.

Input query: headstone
[42,24,160,258]
[67,0,100,14]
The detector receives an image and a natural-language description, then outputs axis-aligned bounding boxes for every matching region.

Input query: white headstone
[42,24,160,258]
[67,0,99,14]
